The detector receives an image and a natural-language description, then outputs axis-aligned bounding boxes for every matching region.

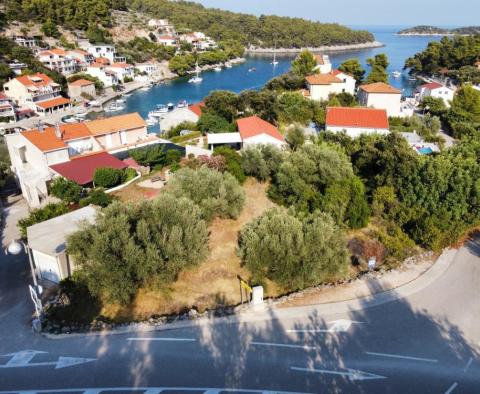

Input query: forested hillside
[1,0,374,48]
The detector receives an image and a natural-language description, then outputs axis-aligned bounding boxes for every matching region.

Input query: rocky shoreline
[246,41,384,54]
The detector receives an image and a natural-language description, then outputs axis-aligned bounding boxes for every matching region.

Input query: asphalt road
[0,236,479,394]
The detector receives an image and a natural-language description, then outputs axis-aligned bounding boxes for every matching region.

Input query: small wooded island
[398,25,480,36]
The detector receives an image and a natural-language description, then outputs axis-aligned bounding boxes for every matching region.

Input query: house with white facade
[136,62,158,75]
[306,70,356,101]
[325,106,390,138]
[416,82,455,107]
[27,206,98,284]
[10,35,38,48]
[86,63,119,87]
[207,116,286,151]
[0,92,17,121]
[105,63,135,82]
[5,113,154,207]
[313,54,332,74]
[157,35,177,47]
[79,42,126,63]
[358,82,402,117]
[67,49,95,70]
[37,48,78,76]
[3,73,71,116]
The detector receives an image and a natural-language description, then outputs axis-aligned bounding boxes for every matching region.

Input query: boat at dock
[214,66,222,72]
[177,100,188,108]
[225,62,232,68]
[392,70,402,78]
[104,102,125,112]
[188,61,203,83]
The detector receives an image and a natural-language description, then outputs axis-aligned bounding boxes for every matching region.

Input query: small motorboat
[116,98,126,103]
[167,103,175,111]
[156,104,169,113]
[88,100,101,107]
[62,115,77,123]
[248,67,257,73]
[105,102,124,112]
[225,62,232,68]
[392,70,402,78]
[177,100,188,108]
[214,66,222,72]
[146,116,158,126]
[75,112,88,119]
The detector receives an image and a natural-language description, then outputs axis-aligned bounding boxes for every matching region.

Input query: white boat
[214,66,222,72]
[409,76,417,81]
[188,61,203,83]
[167,103,175,111]
[271,51,279,66]
[75,112,88,118]
[88,100,101,107]
[63,116,77,123]
[123,92,132,97]
[248,67,257,73]
[146,116,158,126]
[392,71,402,78]
[116,98,126,103]
[177,100,188,108]
[225,62,232,68]
[105,102,124,112]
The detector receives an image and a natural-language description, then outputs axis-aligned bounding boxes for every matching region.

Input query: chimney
[38,121,45,133]
[54,123,62,139]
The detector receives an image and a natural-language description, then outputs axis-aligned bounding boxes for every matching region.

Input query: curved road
[0,237,479,394]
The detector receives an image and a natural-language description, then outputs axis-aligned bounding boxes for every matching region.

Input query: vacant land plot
[103,178,280,321]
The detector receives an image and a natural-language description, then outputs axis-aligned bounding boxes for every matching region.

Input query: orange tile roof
[15,73,53,87]
[359,82,401,94]
[306,73,343,85]
[188,102,205,117]
[71,49,89,55]
[69,79,94,87]
[108,63,132,68]
[326,107,389,129]
[237,116,284,141]
[85,112,146,135]
[95,57,110,65]
[21,123,92,152]
[35,97,70,109]
[49,48,68,56]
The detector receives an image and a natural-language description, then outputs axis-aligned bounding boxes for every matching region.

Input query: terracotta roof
[108,63,132,69]
[420,82,443,90]
[95,57,110,65]
[331,69,352,78]
[69,79,94,87]
[85,113,146,135]
[35,97,71,109]
[326,107,389,129]
[359,82,401,94]
[88,63,105,68]
[15,73,53,87]
[188,102,205,117]
[71,49,89,55]
[50,152,127,185]
[50,48,68,56]
[21,123,91,152]
[306,73,343,85]
[236,116,284,141]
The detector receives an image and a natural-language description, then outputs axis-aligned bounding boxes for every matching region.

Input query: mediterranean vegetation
[398,25,480,35]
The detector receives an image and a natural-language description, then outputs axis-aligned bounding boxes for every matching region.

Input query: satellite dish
[7,240,23,255]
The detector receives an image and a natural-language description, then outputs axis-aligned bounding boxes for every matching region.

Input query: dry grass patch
[102,178,280,321]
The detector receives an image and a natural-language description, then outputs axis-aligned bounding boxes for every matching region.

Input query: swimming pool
[417,147,434,155]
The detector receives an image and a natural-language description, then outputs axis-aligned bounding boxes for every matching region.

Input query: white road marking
[127,337,196,342]
[291,366,386,381]
[250,341,319,350]
[0,351,95,369]
[444,382,458,394]
[287,319,362,333]
[0,387,312,394]
[463,357,473,372]
[365,351,438,363]
[2,350,46,366]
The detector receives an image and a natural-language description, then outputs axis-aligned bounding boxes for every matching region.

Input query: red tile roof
[236,116,284,141]
[188,102,205,117]
[15,73,53,87]
[50,152,127,185]
[95,57,110,65]
[359,82,401,94]
[306,73,343,85]
[420,82,443,90]
[326,107,389,129]
[69,79,94,87]
[35,97,71,109]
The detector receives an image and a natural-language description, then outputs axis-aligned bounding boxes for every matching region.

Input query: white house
[86,63,119,87]
[207,116,285,150]
[313,54,332,74]
[11,35,38,48]
[37,49,78,76]
[67,49,95,70]
[157,35,177,47]
[417,82,455,107]
[358,82,402,117]
[5,113,150,207]
[79,42,126,63]
[306,70,356,101]
[27,206,98,284]
[2,73,71,116]
[325,106,390,138]
[105,63,135,82]
[0,92,16,121]
[136,62,158,75]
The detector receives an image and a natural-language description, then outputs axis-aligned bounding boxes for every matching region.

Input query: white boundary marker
[365,351,438,363]
[250,341,318,350]
[444,382,458,394]
[127,338,196,342]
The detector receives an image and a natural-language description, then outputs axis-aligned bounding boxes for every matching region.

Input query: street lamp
[5,239,39,289]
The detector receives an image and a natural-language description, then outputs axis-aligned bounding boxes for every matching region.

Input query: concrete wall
[309,83,345,101]
[359,91,402,117]
[243,134,286,148]
[68,84,96,99]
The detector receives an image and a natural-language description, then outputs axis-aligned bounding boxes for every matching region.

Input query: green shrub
[129,145,183,167]
[79,188,113,208]
[122,168,137,183]
[49,177,83,204]
[213,146,245,184]
[165,149,182,165]
[168,166,245,222]
[93,167,124,188]
[238,209,349,290]
[18,203,69,239]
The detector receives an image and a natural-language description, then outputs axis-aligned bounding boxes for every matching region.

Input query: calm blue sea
[113,26,442,128]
